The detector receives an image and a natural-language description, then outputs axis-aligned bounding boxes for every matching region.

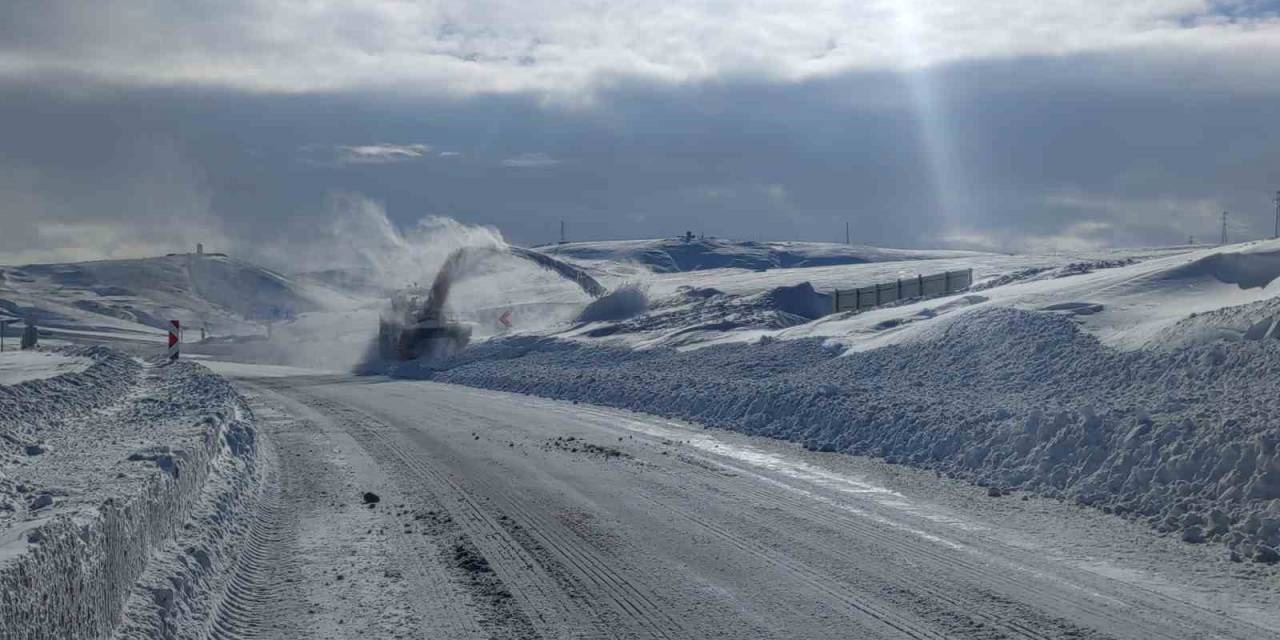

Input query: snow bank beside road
[0,347,136,466]
[423,308,1280,563]
[0,349,263,639]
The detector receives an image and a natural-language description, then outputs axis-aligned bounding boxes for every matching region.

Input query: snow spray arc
[378,245,608,361]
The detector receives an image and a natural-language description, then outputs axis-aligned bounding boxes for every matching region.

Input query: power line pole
[1221,211,1228,245]
[559,220,566,245]
[845,221,850,245]
[1274,190,1279,239]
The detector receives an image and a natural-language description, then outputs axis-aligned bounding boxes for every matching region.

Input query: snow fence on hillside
[422,307,1280,563]
[0,348,263,639]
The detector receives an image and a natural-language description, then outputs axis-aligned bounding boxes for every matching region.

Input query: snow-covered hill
[540,237,991,274]
[540,244,1202,351]
[775,240,1280,353]
[0,254,350,343]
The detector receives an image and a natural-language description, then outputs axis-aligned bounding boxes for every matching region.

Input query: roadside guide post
[168,320,180,362]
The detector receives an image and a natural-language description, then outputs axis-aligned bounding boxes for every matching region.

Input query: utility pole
[1221,211,1228,245]
[1274,190,1279,239]
[559,220,566,245]
[0,318,18,352]
[845,221,850,245]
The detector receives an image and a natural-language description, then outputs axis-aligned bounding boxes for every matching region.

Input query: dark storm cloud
[1,51,1279,263]
[2,1,1280,263]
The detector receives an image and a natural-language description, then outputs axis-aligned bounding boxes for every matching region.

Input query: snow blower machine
[377,244,608,362]
[377,286,473,361]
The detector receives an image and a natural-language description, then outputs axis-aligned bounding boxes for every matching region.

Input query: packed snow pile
[1154,295,1280,348]
[969,258,1138,292]
[576,283,649,323]
[0,348,265,639]
[563,281,834,348]
[0,347,135,457]
[751,282,832,320]
[542,238,990,273]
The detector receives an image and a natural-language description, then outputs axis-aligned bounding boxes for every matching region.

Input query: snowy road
[213,365,1280,640]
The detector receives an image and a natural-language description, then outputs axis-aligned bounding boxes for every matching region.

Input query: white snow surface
[775,240,1280,354]
[541,237,992,273]
[0,348,263,639]
[540,243,1206,351]
[0,254,351,344]
[418,301,1280,563]
[11,238,1280,582]
[0,350,91,385]
[368,240,1280,564]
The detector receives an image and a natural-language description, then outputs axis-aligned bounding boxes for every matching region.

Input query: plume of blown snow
[218,192,518,371]
[286,192,506,295]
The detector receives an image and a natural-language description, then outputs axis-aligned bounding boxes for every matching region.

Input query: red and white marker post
[168,320,180,362]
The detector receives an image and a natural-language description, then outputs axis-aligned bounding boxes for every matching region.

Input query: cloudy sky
[2,0,1279,265]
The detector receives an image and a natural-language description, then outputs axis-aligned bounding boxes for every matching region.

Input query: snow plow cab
[378,287,473,361]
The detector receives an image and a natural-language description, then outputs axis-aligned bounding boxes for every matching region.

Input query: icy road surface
[211,363,1280,640]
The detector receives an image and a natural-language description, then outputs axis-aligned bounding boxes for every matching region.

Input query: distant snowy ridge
[0,254,346,342]
[541,238,989,273]
[0,350,266,639]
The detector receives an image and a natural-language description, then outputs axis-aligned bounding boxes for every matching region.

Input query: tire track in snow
[295,390,698,640]
[290,393,566,639]
[599,409,1265,639]
[235,383,484,639]
[199,415,301,640]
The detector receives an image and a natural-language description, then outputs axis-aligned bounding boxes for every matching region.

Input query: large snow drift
[0,348,264,639]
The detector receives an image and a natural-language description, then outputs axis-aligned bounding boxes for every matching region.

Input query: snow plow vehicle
[377,287,473,360]
[378,245,607,361]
